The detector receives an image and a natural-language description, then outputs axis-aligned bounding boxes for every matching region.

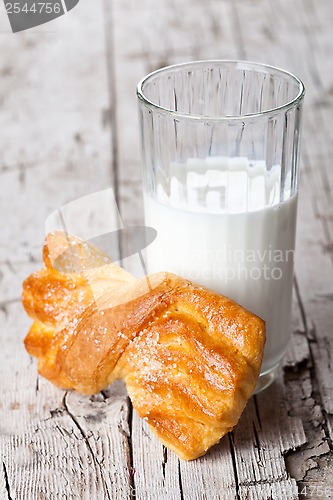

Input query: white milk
[143,157,298,376]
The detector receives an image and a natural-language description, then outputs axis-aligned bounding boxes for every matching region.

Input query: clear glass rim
[136,59,305,121]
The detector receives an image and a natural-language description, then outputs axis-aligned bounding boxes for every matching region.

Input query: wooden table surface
[1,0,333,498]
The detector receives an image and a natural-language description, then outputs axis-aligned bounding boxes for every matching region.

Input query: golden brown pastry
[23,231,265,460]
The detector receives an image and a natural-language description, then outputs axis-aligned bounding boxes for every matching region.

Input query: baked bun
[23,231,265,460]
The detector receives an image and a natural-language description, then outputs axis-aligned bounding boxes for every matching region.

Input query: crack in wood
[2,462,13,500]
[309,369,333,451]
[127,398,136,498]
[302,319,332,422]
[177,460,184,500]
[162,446,167,480]
[253,396,262,431]
[283,360,332,484]
[62,392,112,500]
[100,390,108,401]
[252,423,263,466]
[285,445,331,484]
[117,420,130,439]
[228,433,240,500]
[55,423,74,439]
[240,476,300,489]
[323,337,332,372]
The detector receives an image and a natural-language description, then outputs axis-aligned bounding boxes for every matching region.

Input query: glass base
[254,362,281,394]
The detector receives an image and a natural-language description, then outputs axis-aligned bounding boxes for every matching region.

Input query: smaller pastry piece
[23,232,265,460]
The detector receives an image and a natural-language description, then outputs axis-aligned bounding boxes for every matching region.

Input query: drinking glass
[137,60,305,392]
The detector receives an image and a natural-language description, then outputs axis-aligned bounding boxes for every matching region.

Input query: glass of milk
[137,61,305,393]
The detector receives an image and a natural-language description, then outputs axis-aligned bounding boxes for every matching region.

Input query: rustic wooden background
[1,0,333,498]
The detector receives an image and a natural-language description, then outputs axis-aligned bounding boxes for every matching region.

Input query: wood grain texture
[1,0,333,498]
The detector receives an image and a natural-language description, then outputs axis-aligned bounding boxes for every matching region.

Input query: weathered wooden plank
[179,437,238,499]
[281,0,333,423]
[0,1,132,498]
[293,125,333,419]
[233,0,333,493]
[232,381,304,498]
[131,413,182,500]
[64,384,132,499]
[284,368,331,481]
[284,271,333,494]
